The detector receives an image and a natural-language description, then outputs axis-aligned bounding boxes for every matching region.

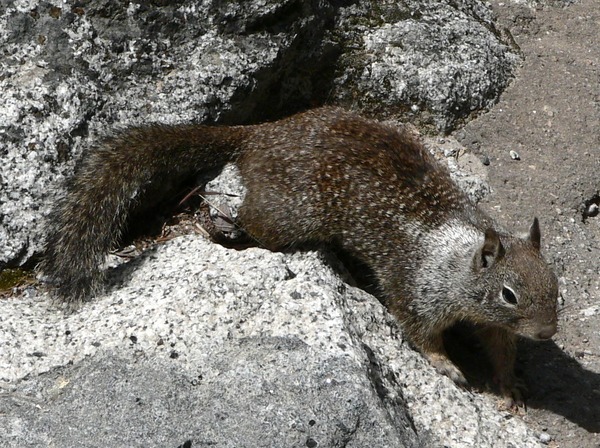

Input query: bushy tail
[40,124,247,303]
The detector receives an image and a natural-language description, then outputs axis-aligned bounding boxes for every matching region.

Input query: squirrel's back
[236,108,484,253]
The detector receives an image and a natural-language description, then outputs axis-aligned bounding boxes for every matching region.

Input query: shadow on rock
[519,338,600,433]
[443,322,600,433]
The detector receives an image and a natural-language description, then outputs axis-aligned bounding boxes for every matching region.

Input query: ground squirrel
[41,107,558,404]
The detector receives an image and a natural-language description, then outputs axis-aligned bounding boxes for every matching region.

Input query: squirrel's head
[472,218,558,340]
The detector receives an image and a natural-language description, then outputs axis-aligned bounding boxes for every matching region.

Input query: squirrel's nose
[536,323,557,340]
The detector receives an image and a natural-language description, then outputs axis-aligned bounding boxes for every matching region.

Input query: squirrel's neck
[411,218,486,311]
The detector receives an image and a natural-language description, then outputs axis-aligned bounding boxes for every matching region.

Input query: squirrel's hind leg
[234,202,308,251]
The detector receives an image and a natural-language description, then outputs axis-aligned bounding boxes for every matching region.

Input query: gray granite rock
[332,0,520,131]
[0,236,541,447]
[0,0,516,268]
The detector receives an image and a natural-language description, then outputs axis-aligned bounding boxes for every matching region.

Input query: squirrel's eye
[501,286,518,305]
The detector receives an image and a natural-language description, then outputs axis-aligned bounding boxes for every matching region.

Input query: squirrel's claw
[496,375,528,413]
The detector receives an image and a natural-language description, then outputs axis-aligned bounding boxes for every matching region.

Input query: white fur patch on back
[412,219,483,304]
[424,219,482,260]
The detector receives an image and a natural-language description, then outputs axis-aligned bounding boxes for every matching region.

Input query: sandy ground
[457,1,599,446]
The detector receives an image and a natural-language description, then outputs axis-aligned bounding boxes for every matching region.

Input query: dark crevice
[362,343,389,401]
[361,342,420,439]
[176,440,193,448]
[582,193,600,222]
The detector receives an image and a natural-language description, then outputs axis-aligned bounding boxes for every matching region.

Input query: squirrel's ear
[474,228,505,270]
[527,217,541,250]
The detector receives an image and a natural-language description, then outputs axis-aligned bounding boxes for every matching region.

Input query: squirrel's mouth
[518,321,557,341]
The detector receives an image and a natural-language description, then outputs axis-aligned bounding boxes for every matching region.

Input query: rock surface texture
[1,0,598,447]
[0,237,540,447]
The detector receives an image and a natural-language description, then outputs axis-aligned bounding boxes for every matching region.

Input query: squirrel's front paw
[496,375,528,412]
[426,352,468,387]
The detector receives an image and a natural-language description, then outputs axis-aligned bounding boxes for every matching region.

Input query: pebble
[444,148,458,158]
[509,150,520,160]
[538,432,552,444]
